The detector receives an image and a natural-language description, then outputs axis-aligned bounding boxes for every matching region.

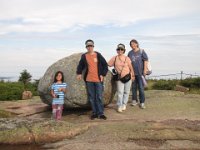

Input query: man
[76,39,108,120]
[128,39,149,109]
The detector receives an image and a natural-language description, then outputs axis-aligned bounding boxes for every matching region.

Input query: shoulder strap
[140,49,144,54]
[114,56,117,68]
[119,56,128,76]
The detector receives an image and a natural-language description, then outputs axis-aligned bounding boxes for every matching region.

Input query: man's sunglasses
[117,48,125,51]
[86,45,94,48]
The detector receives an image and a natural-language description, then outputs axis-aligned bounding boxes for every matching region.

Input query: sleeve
[127,57,132,65]
[127,51,133,62]
[142,50,148,61]
[99,53,108,76]
[127,57,135,76]
[64,83,67,88]
[108,56,116,67]
[128,51,132,58]
[76,54,85,74]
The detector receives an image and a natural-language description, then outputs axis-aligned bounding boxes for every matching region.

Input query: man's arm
[142,50,149,76]
[76,54,85,80]
[100,54,108,76]
[143,61,148,76]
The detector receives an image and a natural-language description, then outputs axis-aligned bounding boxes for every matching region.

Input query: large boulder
[38,53,116,109]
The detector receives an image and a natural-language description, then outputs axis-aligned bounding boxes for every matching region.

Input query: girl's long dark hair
[54,71,64,83]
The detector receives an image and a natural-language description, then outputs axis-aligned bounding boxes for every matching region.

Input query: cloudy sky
[0,0,200,80]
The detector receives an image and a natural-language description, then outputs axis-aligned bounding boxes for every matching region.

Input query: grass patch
[0,110,16,118]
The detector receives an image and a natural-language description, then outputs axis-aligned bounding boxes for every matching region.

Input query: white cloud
[0,0,199,34]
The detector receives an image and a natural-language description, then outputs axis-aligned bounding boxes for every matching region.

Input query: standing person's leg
[56,104,63,120]
[122,79,132,111]
[132,75,139,106]
[138,75,145,109]
[116,80,125,112]
[52,104,57,120]
[95,82,106,119]
[86,82,98,119]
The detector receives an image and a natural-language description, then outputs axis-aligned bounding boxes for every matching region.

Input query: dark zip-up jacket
[76,51,108,81]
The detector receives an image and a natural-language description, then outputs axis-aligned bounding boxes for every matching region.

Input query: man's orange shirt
[85,53,100,82]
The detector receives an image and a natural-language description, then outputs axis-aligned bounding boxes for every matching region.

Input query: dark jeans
[132,75,145,103]
[86,82,104,116]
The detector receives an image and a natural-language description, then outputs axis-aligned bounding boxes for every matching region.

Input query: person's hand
[143,70,147,77]
[58,88,64,92]
[100,75,104,82]
[143,72,147,77]
[132,75,135,81]
[77,74,82,80]
[52,94,56,98]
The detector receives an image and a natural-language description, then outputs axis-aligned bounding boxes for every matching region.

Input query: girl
[108,44,135,113]
[51,71,67,120]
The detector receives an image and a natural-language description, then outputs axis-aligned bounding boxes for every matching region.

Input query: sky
[0,0,200,80]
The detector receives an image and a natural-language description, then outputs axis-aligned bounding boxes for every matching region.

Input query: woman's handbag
[120,73,131,83]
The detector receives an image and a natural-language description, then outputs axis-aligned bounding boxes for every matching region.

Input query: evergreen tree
[18,69,32,90]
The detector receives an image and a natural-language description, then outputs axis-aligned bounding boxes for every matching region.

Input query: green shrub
[0,82,24,100]
[150,77,200,93]
[0,81,39,101]
[26,82,39,96]
[152,79,177,90]
[180,77,200,88]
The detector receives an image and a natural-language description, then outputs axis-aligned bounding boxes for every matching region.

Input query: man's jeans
[132,75,145,103]
[86,82,104,116]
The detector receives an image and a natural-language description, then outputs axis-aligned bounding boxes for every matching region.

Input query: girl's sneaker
[122,105,126,111]
[140,103,146,109]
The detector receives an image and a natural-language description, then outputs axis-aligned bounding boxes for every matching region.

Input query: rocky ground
[0,90,200,150]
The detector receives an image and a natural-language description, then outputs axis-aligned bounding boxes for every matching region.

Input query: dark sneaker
[99,115,107,120]
[90,114,98,120]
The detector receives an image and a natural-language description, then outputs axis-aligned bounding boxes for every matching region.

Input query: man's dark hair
[54,71,64,83]
[130,39,139,47]
[85,39,94,45]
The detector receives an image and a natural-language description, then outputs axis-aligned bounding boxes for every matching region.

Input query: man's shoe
[90,114,98,120]
[131,100,138,106]
[99,115,107,120]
